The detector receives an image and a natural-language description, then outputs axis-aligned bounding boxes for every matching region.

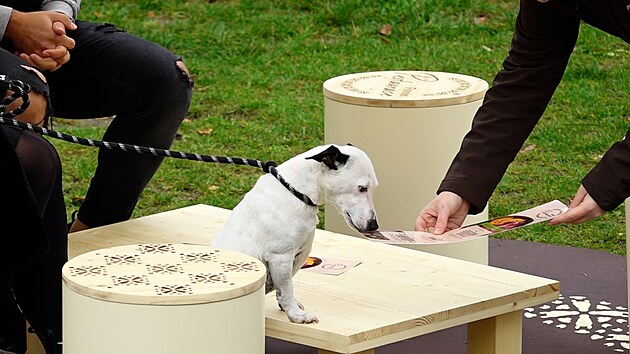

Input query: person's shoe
[30,328,59,354]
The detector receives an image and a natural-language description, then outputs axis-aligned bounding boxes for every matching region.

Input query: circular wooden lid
[62,243,266,305]
[323,71,488,108]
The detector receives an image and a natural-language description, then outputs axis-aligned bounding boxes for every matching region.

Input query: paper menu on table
[362,200,569,245]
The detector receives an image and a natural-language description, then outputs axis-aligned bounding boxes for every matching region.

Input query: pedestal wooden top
[323,70,489,108]
[62,243,266,305]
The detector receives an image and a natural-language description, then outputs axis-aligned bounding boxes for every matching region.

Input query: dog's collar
[264,163,318,207]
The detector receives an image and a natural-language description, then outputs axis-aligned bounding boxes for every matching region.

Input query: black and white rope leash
[0,76,317,207]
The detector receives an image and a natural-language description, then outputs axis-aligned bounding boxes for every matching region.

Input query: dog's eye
[358,186,368,193]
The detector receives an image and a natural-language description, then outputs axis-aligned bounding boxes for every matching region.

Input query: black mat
[265,238,629,354]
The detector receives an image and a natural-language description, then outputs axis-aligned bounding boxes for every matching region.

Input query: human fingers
[415,208,438,232]
[26,53,62,71]
[568,185,588,208]
[54,15,78,32]
[18,52,36,66]
[50,17,76,50]
[51,19,77,50]
[432,211,451,235]
[415,192,469,234]
[434,192,469,234]
[55,34,75,51]
[52,21,67,35]
[42,45,70,64]
[548,203,605,225]
[548,189,606,226]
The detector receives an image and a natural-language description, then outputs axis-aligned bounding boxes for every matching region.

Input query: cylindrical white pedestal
[324,71,489,264]
[62,243,266,354]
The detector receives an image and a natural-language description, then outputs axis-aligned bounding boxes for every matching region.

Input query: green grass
[52,0,628,255]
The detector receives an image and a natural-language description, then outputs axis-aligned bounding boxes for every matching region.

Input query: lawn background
[52,0,628,255]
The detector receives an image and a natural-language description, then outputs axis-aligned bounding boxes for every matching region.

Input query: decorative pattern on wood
[62,243,266,305]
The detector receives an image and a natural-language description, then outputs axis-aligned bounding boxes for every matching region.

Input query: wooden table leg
[467,310,523,354]
[319,349,375,354]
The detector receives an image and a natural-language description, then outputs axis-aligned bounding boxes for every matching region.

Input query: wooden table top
[68,204,560,353]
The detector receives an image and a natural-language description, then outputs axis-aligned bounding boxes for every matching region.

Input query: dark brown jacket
[439,0,629,213]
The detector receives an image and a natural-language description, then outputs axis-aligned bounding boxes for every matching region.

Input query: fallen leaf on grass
[379,24,392,36]
[521,144,536,153]
[198,128,214,136]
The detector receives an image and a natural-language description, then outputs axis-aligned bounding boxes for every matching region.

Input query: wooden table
[67,204,560,354]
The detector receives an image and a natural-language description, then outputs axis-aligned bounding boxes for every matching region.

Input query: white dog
[212,144,378,324]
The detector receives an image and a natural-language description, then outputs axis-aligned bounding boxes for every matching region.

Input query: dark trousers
[1,20,194,227]
[0,126,66,348]
[0,19,193,347]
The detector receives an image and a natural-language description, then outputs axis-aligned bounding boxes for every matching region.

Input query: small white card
[300,256,362,276]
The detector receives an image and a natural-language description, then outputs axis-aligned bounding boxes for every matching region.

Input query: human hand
[415,191,470,234]
[5,11,77,71]
[18,44,70,71]
[548,185,607,226]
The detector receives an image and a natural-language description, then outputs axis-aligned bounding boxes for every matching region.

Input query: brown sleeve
[438,0,581,214]
[582,129,630,211]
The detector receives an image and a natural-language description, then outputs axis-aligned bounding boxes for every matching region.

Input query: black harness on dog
[0,76,317,207]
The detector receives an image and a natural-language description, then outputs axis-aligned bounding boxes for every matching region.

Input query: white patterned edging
[525,294,629,353]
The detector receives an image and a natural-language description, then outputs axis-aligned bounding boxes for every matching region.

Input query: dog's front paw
[286,308,319,324]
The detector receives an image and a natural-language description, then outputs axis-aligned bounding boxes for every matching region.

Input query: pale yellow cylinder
[324,71,489,264]
[62,244,266,354]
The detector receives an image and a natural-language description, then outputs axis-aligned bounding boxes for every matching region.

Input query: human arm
[421,132,630,230]
[549,128,630,225]
[440,0,581,212]
[415,0,582,233]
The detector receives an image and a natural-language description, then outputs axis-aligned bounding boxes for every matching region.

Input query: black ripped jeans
[0,20,193,350]
[2,21,194,227]
[49,21,194,227]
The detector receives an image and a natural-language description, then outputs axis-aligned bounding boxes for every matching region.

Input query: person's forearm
[438,0,580,214]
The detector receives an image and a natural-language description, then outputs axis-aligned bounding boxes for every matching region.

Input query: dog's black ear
[346,142,353,146]
[306,145,349,170]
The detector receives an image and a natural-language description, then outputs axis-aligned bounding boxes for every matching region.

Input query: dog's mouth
[345,212,379,233]
[345,212,361,232]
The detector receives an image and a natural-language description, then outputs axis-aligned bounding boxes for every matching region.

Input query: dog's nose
[366,219,379,231]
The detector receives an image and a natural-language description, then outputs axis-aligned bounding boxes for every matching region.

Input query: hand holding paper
[364,200,569,245]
